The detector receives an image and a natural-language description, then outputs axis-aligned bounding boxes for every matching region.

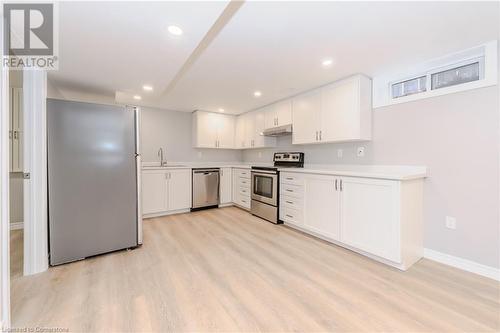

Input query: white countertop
[142,162,427,181]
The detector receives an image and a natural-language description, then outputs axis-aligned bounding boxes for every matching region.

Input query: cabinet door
[244,112,256,148]
[275,100,292,126]
[303,174,340,240]
[11,88,23,172]
[216,114,235,149]
[234,115,246,149]
[193,111,218,148]
[321,77,359,142]
[142,171,167,214]
[292,90,321,145]
[220,167,232,204]
[263,105,277,129]
[167,169,192,211]
[253,109,276,148]
[340,177,400,263]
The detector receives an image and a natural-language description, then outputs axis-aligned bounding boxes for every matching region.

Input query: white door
[275,100,292,126]
[321,78,359,142]
[340,177,401,263]
[263,105,277,129]
[292,90,321,145]
[244,112,256,148]
[303,174,340,240]
[142,170,167,214]
[167,169,192,211]
[11,88,23,172]
[193,111,218,148]
[216,114,235,149]
[234,115,246,149]
[220,167,232,204]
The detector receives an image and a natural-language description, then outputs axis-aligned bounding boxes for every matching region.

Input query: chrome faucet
[157,147,165,166]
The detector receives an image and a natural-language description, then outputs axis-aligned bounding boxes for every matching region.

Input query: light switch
[337,149,343,158]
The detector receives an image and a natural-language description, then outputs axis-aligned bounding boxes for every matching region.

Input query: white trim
[143,208,191,219]
[424,248,500,281]
[10,222,23,231]
[373,40,498,108]
[0,8,11,328]
[23,70,49,276]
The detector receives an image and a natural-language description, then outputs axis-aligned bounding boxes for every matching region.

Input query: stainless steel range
[251,152,304,224]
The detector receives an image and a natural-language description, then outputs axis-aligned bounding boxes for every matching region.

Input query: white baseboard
[424,248,500,281]
[10,222,23,230]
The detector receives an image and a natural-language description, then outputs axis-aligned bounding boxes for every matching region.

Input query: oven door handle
[252,170,277,175]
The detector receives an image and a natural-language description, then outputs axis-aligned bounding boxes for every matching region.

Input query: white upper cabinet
[291,89,322,145]
[192,111,235,149]
[292,75,372,145]
[265,100,292,129]
[234,110,276,149]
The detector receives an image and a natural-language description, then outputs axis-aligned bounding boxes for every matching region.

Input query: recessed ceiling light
[167,25,183,36]
[218,108,225,113]
[253,91,262,97]
[143,85,153,91]
[322,58,334,67]
[133,95,142,100]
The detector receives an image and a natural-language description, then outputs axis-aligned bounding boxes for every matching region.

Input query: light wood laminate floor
[10,207,500,332]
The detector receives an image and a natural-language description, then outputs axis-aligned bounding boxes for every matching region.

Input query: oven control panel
[273,152,304,167]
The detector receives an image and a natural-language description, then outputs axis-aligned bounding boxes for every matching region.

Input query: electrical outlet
[445,216,456,230]
[337,149,343,158]
[357,147,365,157]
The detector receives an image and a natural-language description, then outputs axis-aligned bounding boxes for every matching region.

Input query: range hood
[261,124,292,137]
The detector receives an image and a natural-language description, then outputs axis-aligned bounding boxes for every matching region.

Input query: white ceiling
[49,1,499,114]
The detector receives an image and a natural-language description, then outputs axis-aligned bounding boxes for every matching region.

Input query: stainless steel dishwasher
[192,168,220,210]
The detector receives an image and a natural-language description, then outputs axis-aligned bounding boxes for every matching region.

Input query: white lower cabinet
[303,175,340,241]
[280,172,423,270]
[220,167,232,204]
[232,168,251,209]
[142,171,167,215]
[340,177,400,263]
[142,169,191,216]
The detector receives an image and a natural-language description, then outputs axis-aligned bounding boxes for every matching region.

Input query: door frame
[0,10,11,328]
[23,70,48,276]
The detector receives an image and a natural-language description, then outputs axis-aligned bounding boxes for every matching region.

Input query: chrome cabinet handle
[319,130,322,141]
[286,214,293,218]
[286,177,293,180]
[286,201,293,204]
[340,179,343,191]
[335,179,337,191]
[315,131,318,141]
[286,189,293,192]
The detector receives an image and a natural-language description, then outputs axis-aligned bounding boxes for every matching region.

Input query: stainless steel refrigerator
[47,99,141,266]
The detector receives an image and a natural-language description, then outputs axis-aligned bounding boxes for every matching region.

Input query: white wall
[244,86,500,269]
[140,107,242,163]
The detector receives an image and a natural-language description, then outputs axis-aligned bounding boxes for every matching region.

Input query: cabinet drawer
[280,183,303,198]
[238,177,251,187]
[235,194,250,209]
[281,173,304,186]
[280,206,303,224]
[280,195,303,211]
[239,186,250,196]
[234,169,251,179]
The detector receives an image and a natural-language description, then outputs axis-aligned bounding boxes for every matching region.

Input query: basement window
[431,61,480,90]
[391,76,427,98]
